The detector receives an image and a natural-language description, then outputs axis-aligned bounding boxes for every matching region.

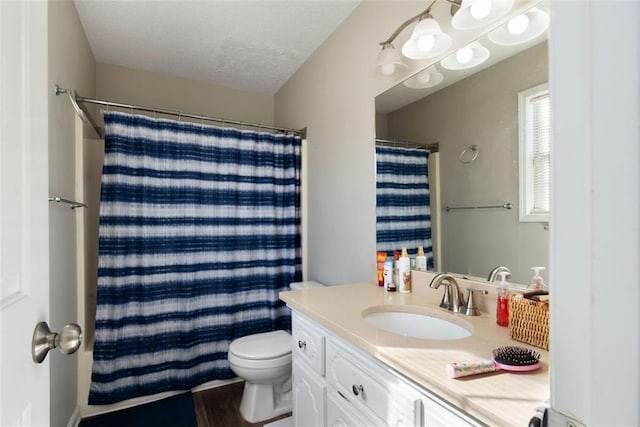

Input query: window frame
[518,82,550,223]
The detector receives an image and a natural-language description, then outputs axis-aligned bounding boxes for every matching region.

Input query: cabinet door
[293,359,326,427]
[327,390,383,427]
[293,312,326,376]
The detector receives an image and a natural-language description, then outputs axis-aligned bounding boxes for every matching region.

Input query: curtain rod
[375,138,439,152]
[54,85,306,138]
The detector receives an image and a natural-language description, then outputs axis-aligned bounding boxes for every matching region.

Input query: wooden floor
[193,381,291,427]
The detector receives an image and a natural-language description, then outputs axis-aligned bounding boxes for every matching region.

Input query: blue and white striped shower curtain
[89,111,302,404]
[375,145,434,268]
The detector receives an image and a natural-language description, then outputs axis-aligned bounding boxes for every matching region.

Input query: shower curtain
[375,145,434,268]
[89,111,302,404]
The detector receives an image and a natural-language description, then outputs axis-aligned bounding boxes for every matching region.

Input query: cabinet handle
[297,340,306,349]
[352,384,364,396]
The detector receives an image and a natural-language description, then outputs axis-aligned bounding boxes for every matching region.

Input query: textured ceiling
[74,0,360,94]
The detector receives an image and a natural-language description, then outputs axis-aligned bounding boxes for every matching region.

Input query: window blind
[531,93,550,214]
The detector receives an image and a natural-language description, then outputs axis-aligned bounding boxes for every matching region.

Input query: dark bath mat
[79,392,197,427]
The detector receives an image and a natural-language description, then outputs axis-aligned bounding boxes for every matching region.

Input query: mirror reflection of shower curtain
[89,111,302,405]
[375,145,434,269]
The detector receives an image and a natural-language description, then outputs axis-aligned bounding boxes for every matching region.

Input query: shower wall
[96,63,275,127]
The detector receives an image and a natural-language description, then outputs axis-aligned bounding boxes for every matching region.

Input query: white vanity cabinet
[292,312,327,426]
[291,311,481,427]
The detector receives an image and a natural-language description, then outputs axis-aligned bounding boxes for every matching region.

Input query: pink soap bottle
[496,271,509,327]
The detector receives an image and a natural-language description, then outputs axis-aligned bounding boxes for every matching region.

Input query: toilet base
[239,377,292,423]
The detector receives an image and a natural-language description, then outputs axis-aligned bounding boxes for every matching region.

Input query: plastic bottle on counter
[398,247,411,293]
[530,267,547,290]
[390,250,400,292]
[496,271,510,327]
[383,259,394,291]
[376,252,387,287]
[415,246,427,271]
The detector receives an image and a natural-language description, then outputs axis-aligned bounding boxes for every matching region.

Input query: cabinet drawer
[421,391,480,426]
[292,312,326,376]
[326,338,421,427]
[327,389,383,427]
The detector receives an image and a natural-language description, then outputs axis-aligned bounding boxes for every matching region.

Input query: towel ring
[459,145,478,164]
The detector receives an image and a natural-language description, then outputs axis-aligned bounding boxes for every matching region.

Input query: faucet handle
[461,288,489,316]
[438,283,452,310]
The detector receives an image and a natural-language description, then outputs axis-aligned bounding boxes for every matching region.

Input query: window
[519,83,550,222]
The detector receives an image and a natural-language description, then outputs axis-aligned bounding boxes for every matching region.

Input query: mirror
[375,3,549,286]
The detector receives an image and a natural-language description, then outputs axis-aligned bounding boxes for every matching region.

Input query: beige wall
[96,63,274,127]
[385,42,549,284]
[274,2,426,284]
[47,0,96,426]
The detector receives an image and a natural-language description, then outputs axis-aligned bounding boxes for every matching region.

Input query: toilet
[227,281,324,423]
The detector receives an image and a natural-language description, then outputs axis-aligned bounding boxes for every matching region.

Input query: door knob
[32,321,82,363]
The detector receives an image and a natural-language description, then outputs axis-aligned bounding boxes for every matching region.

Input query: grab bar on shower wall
[444,202,512,212]
[48,196,88,209]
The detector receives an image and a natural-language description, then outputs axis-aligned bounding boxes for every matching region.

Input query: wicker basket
[508,294,549,350]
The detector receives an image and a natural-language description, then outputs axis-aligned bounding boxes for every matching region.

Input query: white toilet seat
[229,330,291,359]
[228,330,292,370]
[228,351,291,369]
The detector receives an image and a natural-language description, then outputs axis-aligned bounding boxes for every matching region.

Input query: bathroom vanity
[280,271,549,426]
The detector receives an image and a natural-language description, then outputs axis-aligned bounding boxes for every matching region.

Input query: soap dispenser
[530,267,547,290]
[496,271,509,327]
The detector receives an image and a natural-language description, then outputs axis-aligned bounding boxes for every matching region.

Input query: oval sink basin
[363,309,472,340]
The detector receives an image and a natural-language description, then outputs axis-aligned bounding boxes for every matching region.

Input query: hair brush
[446,346,541,379]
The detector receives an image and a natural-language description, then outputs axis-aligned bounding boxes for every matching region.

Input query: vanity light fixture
[440,40,490,70]
[403,66,444,89]
[375,42,408,77]
[375,0,514,78]
[487,7,549,46]
[401,15,453,60]
[450,0,515,30]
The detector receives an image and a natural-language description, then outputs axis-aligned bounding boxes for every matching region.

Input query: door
[0,1,50,426]
[292,359,326,427]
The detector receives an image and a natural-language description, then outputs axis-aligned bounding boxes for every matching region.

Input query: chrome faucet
[487,266,511,283]
[429,273,463,313]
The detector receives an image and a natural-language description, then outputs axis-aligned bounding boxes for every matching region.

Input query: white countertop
[280,271,549,426]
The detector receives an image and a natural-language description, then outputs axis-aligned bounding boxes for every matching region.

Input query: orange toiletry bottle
[376,252,387,287]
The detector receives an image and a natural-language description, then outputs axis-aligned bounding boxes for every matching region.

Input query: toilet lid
[229,330,291,360]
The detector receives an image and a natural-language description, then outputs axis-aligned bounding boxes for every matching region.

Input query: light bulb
[417,34,436,52]
[470,0,492,19]
[507,14,529,35]
[381,63,395,76]
[417,72,431,84]
[456,47,473,64]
